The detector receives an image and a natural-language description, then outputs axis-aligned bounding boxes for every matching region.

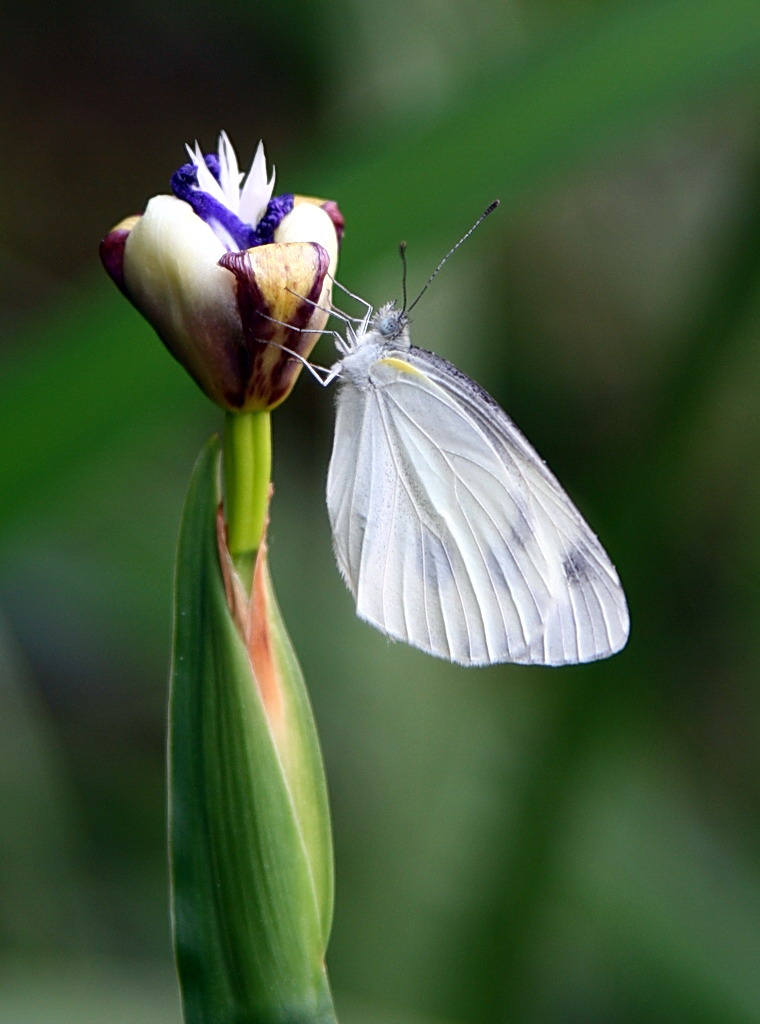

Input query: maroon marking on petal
[320,201,345,246]
[218,249,273,337]
[219,243,332,408]
[291,242,330,331]
[218,250,273,403]
[99,229,131,296]
[147,315,250,411]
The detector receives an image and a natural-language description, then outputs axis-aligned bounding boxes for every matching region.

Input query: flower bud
[100,133,342,411]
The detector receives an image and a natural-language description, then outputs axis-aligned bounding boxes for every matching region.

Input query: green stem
[171,440,337,1024]
[223,410,272,589]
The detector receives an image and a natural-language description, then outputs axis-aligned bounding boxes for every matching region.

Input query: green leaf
[168,437,335,1024]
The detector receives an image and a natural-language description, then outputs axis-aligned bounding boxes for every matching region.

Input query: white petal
[185,141,228,208]
[216,130,241,214]
[239,140,275,227]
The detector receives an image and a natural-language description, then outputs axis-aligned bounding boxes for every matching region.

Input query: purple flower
[101,133,343,411]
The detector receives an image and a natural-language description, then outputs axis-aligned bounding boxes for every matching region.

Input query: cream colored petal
[122,195,245,408]
[218,241,331,410]
[274,203,339,315]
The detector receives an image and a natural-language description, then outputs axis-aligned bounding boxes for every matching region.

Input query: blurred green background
[2,0,760,1021]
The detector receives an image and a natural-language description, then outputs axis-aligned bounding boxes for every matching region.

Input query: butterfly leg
[261,338,340,387]
[328,275,374,319]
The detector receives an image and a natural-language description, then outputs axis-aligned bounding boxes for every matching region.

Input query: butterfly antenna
[399,241,409,313]
[407,199,500,313]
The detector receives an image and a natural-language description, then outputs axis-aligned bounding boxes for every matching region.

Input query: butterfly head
[371,301,410,343]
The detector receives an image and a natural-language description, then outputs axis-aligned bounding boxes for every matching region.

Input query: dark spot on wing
[485,548,510,590]
[424,534,455,589]
[508,510,532,550]
[562,548,595,586]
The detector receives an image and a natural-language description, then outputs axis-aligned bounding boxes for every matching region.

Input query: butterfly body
[325,301,629,666]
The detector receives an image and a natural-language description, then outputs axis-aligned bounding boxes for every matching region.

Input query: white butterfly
[319,298,629,666]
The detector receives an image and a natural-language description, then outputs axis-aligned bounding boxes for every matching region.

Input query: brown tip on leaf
[215,503,249,637]
[249,538,284,729]
[216,496,283,728]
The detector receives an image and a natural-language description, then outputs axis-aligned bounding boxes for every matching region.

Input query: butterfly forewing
[326,341,629,666]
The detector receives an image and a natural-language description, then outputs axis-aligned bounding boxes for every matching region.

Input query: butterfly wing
[326,346,629,665]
